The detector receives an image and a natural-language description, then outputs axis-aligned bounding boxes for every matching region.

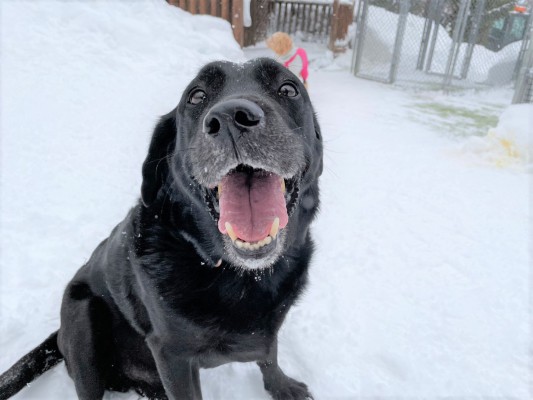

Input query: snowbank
[460,104,532,167]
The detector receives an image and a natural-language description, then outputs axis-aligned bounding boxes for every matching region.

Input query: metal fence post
[424,0,445,73]
[460,0,485,79]
[389,0,411,83]
[513,12,533,82]
[351,0,368,76]
[443,0,470,89]
[417,0,434,71]
[513,25,533,104]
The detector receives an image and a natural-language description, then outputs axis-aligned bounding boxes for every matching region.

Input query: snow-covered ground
[1,1,531,399]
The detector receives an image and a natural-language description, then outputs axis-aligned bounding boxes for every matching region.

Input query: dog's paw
[265,375,313,400]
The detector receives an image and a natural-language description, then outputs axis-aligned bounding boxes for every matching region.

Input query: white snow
[1,1,530,399]
[243,0,252,28]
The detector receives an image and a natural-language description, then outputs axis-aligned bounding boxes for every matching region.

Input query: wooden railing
[268,0,354,51]
[268,0,334,41]
[168,0,354,51]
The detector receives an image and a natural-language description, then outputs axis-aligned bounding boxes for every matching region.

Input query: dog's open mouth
[203,165,299,256]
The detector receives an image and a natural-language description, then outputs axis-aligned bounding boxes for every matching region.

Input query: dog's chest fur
[97,205,310,367]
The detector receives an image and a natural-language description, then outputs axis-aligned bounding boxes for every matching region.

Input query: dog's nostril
[204,117,221,135]
[235,110,260,128]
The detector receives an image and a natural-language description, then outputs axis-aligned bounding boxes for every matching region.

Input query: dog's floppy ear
[141,113,177,207]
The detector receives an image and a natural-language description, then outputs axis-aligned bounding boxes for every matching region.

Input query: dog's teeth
[270,217,280,239]
[215,259,222,267]
[233,235,274,251]
[217,184,222,199]
[281,179,286,193]
[225,222,237,242]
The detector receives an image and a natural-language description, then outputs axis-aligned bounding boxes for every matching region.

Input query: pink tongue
[218,171,288,243]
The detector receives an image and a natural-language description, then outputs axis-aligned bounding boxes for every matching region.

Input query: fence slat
[305,4,313,34]
[281,2,289,32]
[232,0,244,46]
[188,0,197,14]
[210,0,218,16]
[276,2,283,31]
[297,4,305,33]
[318,4,326,35]
[287,3,294,34]
[199,0,208,14]
[325,4,332,36]
[221,0,229,20]
[312,4,320,34]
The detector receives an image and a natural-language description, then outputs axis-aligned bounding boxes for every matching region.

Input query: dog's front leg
[147,336,202,400]
[257,338,313,400]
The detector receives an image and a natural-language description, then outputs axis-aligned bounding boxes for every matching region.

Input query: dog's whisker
[145,147,198,166]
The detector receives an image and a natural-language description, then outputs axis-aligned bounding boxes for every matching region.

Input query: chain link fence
[513,23,533,102]
[351,0,533,91]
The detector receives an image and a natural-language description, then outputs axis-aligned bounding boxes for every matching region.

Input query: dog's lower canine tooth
[225,222,237,242]
[270,217,280,239]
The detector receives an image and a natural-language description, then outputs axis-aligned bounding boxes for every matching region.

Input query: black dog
[0,58,323,400]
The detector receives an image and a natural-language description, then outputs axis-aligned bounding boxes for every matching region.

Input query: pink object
[218,171,288,243]
[284,48,309,81]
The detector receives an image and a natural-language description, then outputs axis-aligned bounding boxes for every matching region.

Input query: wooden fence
[167,0,354,51]
[268,1,334,41]
[268,0,354,49]
[328,0,354,51]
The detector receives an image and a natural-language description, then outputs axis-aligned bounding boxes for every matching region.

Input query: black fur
[0,332,62,400]
[0,58,323,400]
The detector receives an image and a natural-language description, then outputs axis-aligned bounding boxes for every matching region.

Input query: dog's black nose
[203,99,264,135]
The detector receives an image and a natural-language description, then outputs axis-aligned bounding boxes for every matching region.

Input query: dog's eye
[188,89,207,105]
[278,83,298,98]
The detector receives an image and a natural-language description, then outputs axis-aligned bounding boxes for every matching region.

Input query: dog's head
[141,58,322,270]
